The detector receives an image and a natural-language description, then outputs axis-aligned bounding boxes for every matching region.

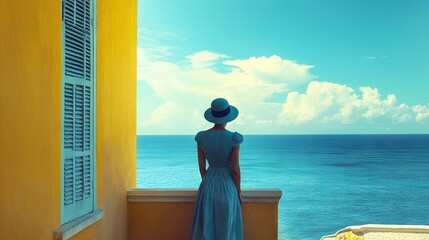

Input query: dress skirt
[190,166,244,240]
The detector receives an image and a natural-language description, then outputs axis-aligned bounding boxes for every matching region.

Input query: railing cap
[127,188,282,203]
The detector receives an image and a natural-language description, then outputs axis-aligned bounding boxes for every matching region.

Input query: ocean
[136,134,429,240]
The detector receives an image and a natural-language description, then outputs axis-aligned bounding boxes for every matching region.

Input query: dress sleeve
[195,131,203,146]
[232,132,244,147]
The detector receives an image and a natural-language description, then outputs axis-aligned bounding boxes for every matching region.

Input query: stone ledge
[54,209,104,240]
[321,224,429,240]
[127,188,282,203]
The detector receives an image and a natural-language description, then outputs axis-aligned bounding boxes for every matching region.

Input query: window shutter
[61,0,95,224]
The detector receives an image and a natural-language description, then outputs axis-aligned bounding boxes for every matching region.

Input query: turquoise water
[136,134,429,240]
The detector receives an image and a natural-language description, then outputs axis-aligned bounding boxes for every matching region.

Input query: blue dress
[190,129,244,240]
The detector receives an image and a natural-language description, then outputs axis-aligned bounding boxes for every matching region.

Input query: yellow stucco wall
[0,0,136,239]
[89,0,137,238]
[242,203,279,240]
[127,202,279,240]
[128,202,195,240]
[0,0,62,238]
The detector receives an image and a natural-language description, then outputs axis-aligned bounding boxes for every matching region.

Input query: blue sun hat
[204,98,239,124]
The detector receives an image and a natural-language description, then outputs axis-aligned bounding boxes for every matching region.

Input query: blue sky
[137,0,429,134]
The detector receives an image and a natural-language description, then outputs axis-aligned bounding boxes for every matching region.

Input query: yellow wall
[128,202,279,240]
[128,202,195,240]
[0,0,62,238]
[89,0,137,238]
[242,203,279,240]
[0,0,136,239]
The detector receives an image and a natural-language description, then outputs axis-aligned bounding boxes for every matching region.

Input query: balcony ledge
[127,188,282,203]
[321,224,429,240]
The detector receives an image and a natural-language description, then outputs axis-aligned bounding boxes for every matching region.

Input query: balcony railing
[127,188,282,240]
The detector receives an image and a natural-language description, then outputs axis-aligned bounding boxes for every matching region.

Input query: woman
[190,98,244,240]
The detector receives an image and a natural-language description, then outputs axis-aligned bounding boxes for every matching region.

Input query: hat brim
[204,106,239,124]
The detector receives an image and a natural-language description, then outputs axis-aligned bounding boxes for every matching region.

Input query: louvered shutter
[61,0,95,224]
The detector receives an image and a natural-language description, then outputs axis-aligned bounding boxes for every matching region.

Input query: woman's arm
[230,145,242,203]
[197,147,206,179]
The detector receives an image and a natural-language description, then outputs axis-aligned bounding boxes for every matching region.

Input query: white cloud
[224,55,315,90]
[278,82,357,124]
[186,51,229,68]
[137,28,180,62]
[278,81,429,126]
[137,48,429,134]
[137,50,314,134]
[413,105,429,122]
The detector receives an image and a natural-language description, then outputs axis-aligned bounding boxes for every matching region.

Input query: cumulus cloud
[224,55,315,90]
[278,81,357,124]
[137,48,429,134]
[137,50,314,133]
[278,81,429,125]
[413,105,429,122]
[186,51,229,68]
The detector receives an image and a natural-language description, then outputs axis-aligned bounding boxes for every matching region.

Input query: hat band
[212,106,231,118]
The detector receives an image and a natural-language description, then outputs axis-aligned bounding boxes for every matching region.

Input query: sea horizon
[137,133,429,136]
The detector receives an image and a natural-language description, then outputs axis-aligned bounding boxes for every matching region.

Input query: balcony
[127,188,282,240]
